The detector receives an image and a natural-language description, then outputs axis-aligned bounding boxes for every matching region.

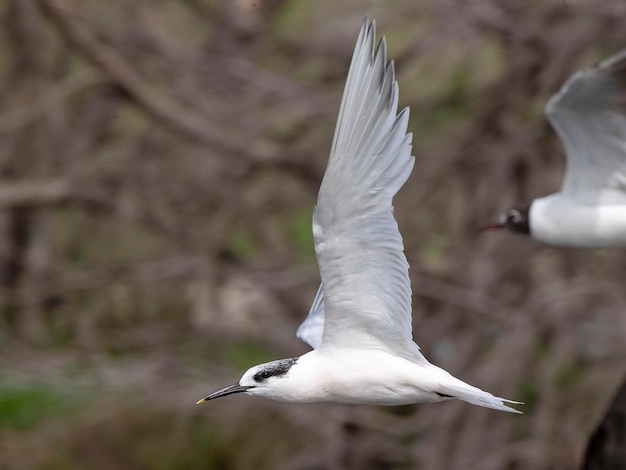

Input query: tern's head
[481,205,531,236]
[196,357,299,404]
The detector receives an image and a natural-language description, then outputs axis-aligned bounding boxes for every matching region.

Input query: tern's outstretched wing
[546,50,626,205]
[302,19,425,363]
[296,284,324,349]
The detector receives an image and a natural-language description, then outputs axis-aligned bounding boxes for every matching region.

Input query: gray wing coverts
[296,19,424,363]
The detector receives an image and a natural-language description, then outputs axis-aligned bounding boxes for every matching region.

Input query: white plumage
[198,19,521,414]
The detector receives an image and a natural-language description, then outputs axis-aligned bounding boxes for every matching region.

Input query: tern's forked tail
[438,381,523,414]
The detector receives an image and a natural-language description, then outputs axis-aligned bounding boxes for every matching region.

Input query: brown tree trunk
[583,376,626,470]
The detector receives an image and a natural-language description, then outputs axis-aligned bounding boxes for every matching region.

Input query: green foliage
[53,208,165,270]
[0,383,81,431]
[225,342,279,371]
[286,209,316,265]
[412,68,471,141]
[0,399,314,469]
[274,0,312,39]
[517,378,539,413]
[419,234,448,274]
[556,361,583,390]
[228,229,258,260]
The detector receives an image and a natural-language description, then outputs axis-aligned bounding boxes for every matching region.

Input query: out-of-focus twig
[35,0,240,153]
[0,177,113,210]
[35,0,319,180]
[0,72,104,132]
[0,179,71,207]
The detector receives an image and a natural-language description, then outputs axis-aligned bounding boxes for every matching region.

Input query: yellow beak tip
[196,398,207,405]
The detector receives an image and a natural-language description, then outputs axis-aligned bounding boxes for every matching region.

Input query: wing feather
[297,284,324,349]
[546,50,626,204]
[299,19,425,362]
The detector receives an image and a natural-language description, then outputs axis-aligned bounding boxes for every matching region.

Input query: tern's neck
[530,194,626,247]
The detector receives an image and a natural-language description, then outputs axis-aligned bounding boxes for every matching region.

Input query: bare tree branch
[35,0,320,180]
[0,179,72,207]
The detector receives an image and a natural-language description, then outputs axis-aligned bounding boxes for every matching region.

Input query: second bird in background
[483,51,626,247]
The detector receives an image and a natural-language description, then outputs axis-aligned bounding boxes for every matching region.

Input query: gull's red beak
[479,221,506,231]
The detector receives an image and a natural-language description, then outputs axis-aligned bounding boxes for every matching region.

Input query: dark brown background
[0,0,625,468]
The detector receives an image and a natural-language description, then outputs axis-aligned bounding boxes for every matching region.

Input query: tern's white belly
[261,349,447,405]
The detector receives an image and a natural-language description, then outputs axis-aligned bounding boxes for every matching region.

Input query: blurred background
[1,0,626,468]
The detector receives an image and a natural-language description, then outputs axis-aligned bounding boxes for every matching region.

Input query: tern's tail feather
[438,382,523,414]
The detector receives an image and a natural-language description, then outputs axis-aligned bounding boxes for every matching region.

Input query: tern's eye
[254,370,273,382]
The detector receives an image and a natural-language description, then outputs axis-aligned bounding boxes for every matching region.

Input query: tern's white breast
[268,349,444,405]
[530,194,626,247]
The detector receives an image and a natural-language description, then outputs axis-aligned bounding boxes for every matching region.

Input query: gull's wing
[546,50,626,205]
[303,19,426,363]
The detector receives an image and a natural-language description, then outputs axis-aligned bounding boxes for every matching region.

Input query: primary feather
[298,19,423,362]
[546,50,626,205]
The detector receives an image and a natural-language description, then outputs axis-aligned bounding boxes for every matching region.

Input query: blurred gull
[483,50,626,246]
[197,19,521,413]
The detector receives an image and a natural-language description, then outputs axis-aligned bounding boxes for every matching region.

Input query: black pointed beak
[196,383,254,404]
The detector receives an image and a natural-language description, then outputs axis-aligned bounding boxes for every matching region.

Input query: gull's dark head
[481,205,531,236]
[196,357,299,404]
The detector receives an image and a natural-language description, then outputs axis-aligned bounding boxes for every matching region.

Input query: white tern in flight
[483,50,626,247]
[197,19,521,413]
